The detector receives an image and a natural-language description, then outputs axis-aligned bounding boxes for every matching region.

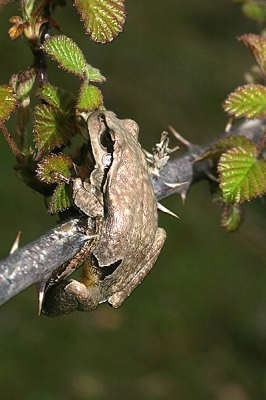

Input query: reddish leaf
[239,34,266,77]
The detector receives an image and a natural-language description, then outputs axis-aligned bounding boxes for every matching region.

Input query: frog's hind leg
[108,228,166,308]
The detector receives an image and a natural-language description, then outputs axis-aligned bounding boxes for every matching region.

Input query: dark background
[0,1,266,399]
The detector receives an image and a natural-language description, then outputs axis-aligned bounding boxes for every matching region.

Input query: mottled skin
[42,111,166,315]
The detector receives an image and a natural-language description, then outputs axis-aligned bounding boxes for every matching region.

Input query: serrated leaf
[76,82,103,111]
[9,16,23,24]
[36,153,73,183]
[74,0,126,43]
[218,145,266,204]
[42,35,86,78]
[86,64,106,83]
[10,67,36,103]
[0,85,17,121]
[34,104,74,152]
[8,22,24,40]
[238,34,266,77]
[221,204,243,232]
[48,183,72,214]
[197,136,254,161]
[36,83,75,113]
[223,84,266,118]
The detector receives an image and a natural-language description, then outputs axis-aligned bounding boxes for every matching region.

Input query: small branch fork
[0,118,265,308]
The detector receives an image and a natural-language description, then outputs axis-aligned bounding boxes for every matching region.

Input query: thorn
[180,192,187,205]
[36,280,48,316]
[157,202,179,219]
[205,172,219,182]
[10,231,21,254]
[168,126,191,149]
[225,116,234,133]
[163,181,188,189]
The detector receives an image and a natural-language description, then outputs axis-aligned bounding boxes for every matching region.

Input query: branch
[0,118,265,307]
[152,118,266,201]
[0,218,90,306]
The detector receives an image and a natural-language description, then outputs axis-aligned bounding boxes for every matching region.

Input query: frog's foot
[64,279,101,312]
[42,279,101,317]
[107,227,166,308]
[41,280,81,317]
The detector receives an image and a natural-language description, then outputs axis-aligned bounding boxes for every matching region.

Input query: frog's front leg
[107,227,166,308]
[72,178,103,217]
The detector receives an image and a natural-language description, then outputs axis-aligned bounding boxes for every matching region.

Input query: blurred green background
[1,0,266,399]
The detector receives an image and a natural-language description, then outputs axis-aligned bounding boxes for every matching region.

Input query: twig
[0,118,265,307]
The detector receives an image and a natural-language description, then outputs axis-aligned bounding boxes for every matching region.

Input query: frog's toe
[65,279,101,312]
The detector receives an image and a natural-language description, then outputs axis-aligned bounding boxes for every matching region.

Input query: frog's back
[94,117,158,268]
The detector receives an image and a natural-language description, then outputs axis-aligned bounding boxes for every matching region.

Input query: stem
[32,0,50,19]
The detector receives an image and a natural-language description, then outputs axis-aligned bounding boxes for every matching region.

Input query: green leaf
[42,35,86,78]
[243,2,266,22]
[34,104,75,152]
[74,0,126,43]
[197,136,254,161]
[36,83,75,114]
[36,153,74,184]
[221,204,243,232]
[86,64,106,83]
[10,67,36,103]
[48,183,72,214]
[0,85,17,122]
[223,84,266,118]
[22,0,35,18]
[76,82,103,111]
[218,144,266,203]
[238,34,266,77]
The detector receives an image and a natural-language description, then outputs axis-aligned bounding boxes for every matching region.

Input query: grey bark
[0,118,265,307]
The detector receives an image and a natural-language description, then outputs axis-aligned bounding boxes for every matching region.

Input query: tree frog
[42,111,166,316]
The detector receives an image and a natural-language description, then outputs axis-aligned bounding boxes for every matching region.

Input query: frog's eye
[100,129,115,150]
[98,113,106,123]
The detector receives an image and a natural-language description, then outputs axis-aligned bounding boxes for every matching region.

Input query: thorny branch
[0,118,265,308]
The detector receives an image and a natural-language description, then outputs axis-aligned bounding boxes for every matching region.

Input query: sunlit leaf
[0,85,17,121]
[86,64,106,83]
[42,35,86,77]
[36,83,75,114]
[223,84,266,118]
[48,183,72,214]
[74,0,126,43]
[218,144,266,203]
[221,204,243,232]
[76,82,103,111]
[9,16,23,23]
[34,104,74,152]
[36,153,74,183]
[239,34,266,77]
[8,21,24,40]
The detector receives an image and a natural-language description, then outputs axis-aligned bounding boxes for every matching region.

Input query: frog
[42,110,166,316]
